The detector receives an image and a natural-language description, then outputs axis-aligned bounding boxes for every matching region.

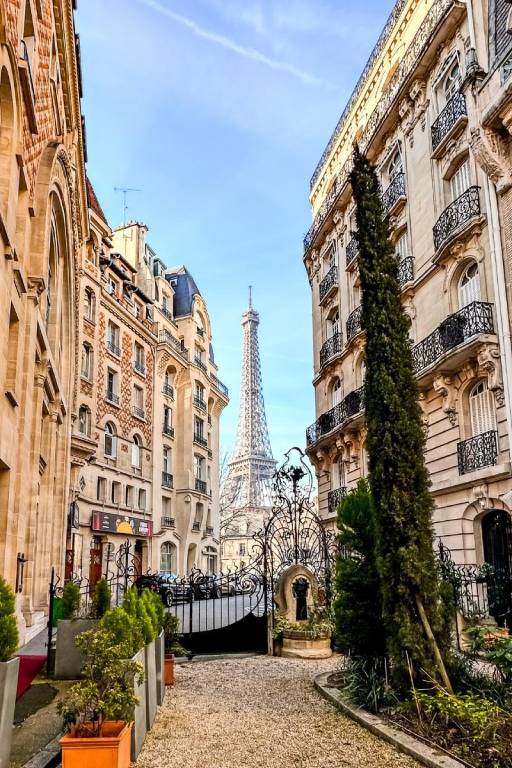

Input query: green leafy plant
[350,147,452,691]
[272,608,333,640]
[334,479,386,657]
[140,588,164,637]
[60,581,81,620]
[162,612,180,653]
[486,636,512,684]
[57,627,144,737]
[342,656,396,713]
[0,576,19,662]
[91,578,111,619]
[99,606,144,658]
[123,587,155,645]
[416,690,502,742]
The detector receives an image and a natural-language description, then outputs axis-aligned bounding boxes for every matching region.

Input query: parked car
[191,574,221,600]
[135,572,193,607]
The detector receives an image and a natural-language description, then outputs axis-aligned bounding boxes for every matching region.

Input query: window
[239,543,246,557]
[107,322,120,355]
[133,385,144,416]
[331,378,343,407]
[106,277,118,296]
[162,497,172,516]
[469,381,496,437]
[388,148,403,180]
[132,300,142,319]
[138,489,146,510]
[5,305,19,394]
[84,288,95,321]
[97,477,107,501]
[104,422,117,458]
[133,342,144,372]
[194,454,205,480]
[204,546,217,574]
[132,434,142,468]
[111,481,121,505]
[395,230,408,261]
[327,310,340,339]
[106,368,118,402]
[450,159,470,201]
[81,343,93,380]
[21,0,36,76]
[125,485,134,507]
[444,61,462,101]
[335,456,345,488]
[194,417,204,438]
[163,447,171,474]
[160,542,177,573]
[78,405,91,436]
[459,262,480,308]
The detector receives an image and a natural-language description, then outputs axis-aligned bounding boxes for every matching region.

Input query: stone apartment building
[0,0,88,642]
[304,0,512,578]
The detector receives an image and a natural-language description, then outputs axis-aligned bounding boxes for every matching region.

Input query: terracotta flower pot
[60,721,132,768]
[164,654,175,686]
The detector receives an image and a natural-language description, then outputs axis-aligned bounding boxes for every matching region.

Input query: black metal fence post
[46,567,55,677]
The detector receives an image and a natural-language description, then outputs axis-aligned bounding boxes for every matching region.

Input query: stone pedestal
[281,634,332,660]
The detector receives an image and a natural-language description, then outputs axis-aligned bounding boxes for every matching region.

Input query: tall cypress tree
[350,147,451,689]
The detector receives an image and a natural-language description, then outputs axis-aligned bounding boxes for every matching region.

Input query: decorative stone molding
[433,374,458,426]
[418,391,430,437]
[477,342,504,405]
[471,483,492,510]
[469,127,512,195]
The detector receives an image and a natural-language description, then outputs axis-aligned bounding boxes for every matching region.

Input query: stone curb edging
[22,734,62,768]
[314,672,466,768]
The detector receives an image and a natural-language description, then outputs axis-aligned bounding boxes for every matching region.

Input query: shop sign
[91,511,153,537]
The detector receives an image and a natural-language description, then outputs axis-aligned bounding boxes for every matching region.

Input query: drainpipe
[482,178,512,461]
[464,0,477,52]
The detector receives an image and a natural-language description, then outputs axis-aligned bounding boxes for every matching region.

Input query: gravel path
[135,655,420,768]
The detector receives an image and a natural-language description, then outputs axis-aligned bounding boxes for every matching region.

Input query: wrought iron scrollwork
[382,172,406,212]
[398,256,414,287]
[320,332,343,368]
[346,306,362,341]
[319,265,338,301]
[346,237,359,268]
[457,430,499,475]
[328,487,347,516]
[433,186,481,252]
[431,91,467,152]
[306,386,364,446]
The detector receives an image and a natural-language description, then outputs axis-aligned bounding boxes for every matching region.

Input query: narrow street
[135,656,420,768]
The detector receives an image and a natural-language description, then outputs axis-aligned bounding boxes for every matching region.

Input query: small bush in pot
[123,587,155,645]
[0,577,20,768]
[60,581,81,620]
[100,607,144,657]
[91,577,111,619]
[0,576,18,662]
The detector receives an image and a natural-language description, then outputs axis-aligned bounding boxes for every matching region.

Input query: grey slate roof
[165,266,200,317]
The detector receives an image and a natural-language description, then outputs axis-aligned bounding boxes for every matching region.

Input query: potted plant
[0,576,19,768]
[272,609,333,659]
[58,626,143,768]
[55,580,99,680]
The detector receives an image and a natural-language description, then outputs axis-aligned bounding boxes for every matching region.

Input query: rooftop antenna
[248,285,252,309]
[114,186,141,227]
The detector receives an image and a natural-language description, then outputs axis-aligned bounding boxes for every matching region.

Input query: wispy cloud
[138,0,333,88]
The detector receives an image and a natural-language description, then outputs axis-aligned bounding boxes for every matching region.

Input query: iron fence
[382,171,406,212]
[433,186,481,252]
[431,91,467,152]
[320,332,343,368]
[346,306,362,341]
[457,430,499,475]
[319,265,338,302]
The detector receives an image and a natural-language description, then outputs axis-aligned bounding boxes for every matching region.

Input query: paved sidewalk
[135,656,420,768]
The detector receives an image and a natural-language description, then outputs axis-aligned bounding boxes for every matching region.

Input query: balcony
[457,430,498,475]
[320,332,343,368]
[162,517,175,529]
[195,356,208,373]
[158,330,188,362]
[163,424,175,438]
[192,521,201,531]
[107,339,121,357]
[210,373,229,398]
[398,256,414,287]
[105,389,119,405]
[319,265,338,303]
[412,301,494,376]
[161,305,173,322]
[207,447,213,459]
[194,396,207,412]
[346,306,362,341]
[328,487,347,516]
[194,433,208,449]
[433,187,481,254]
[306,386,364,446]
[431,92,467,157]
[195,478,207,494]
[382,172,406,214]
[133,360,146,376]
[162,472,173,488]
[346,237,358,269]
[162,383,174,399]
[132,406,145,420]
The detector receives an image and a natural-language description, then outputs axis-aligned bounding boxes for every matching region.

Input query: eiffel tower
[221,289,276,542]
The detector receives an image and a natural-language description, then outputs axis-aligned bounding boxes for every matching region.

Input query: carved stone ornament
[433,374,458,426]
[471,483,492,510]
[469,127,512,195]
[477,343,504,404]
[418,391,430,436]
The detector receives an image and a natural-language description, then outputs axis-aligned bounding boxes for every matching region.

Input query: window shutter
[470,383,496,436]
[451,160,470,201]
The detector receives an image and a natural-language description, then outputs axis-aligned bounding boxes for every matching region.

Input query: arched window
[84,288,95,322]
[458,262,480,308]
[104,422,117,458]
[469,381,496,437]
[331,377,343,407]
[388,148,403,180]
[78,405,91,436]
[327,310,340,339]
[444,61,462,101]
[332,456,344,488]
[132,434,142,467]
[81,343,93,380]
[160,542,177,574]
[203,545,217,574]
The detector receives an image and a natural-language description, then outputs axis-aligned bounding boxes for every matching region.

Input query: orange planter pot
[60,721,132,768]
[164,654,175,686]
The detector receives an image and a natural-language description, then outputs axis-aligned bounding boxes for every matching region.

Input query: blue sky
[76,0,394,465]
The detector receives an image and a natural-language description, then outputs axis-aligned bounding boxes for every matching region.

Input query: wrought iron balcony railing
[161,305,173,322]
[457,430,498,475]
[195,478,207,494]
[346,306,362,341]
[162,517,175,529]
[133,360,146,375]
[107,340,121,357]
[319,265,338,302]
[162,472,173,488]
[163,424,174,438]
[194,396,207,412]
[320,332,343,368]
[159,330,189,361]
[306,386,364,446]
[205,525,214,535]
[433,186,481,252]
[132,406,145,420]
[194,434,208,448]
[210,373,229,397]
[431,92,467,153]
[162,383,174,399]
[382,172,406,213]
[398,256,414,287]
[195,356,208,373]
[105,389,119,405]
[346,237,359,268]
[328,487,347,516]
[411,301,494,375]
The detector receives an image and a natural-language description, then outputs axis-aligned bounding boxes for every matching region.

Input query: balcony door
[450,159,470,201]
[469,381,496,437]
[459,262,480,308]
[482,510,512,627]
